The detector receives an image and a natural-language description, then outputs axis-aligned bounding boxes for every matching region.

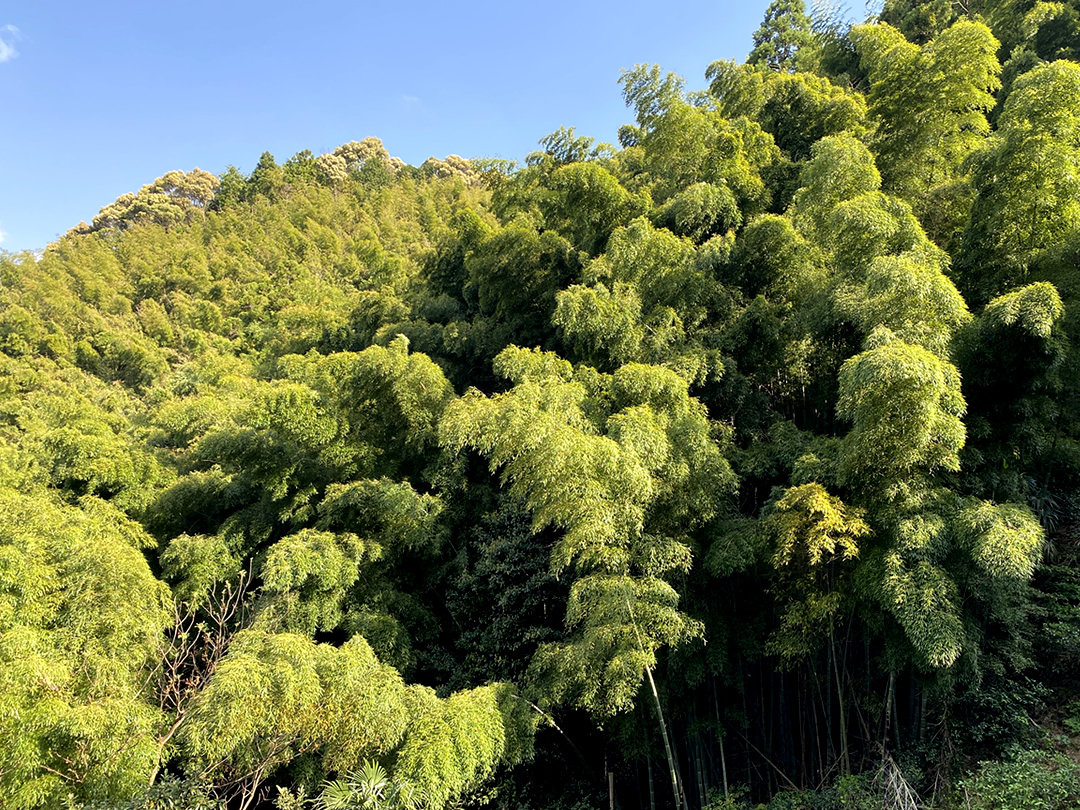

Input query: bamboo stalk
[647,753,656,810]
[830,629,850,775]
[627,599,688,810]
[711,678,729,799]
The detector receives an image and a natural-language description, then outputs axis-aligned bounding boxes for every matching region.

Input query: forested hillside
[4,1,1080,808]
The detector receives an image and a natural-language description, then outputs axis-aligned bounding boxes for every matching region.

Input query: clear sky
[0,2,772,252]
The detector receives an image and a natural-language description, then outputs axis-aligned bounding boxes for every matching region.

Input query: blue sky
[0,2,772,251]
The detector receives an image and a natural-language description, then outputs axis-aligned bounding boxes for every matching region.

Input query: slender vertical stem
[830,629,850,775]
[696,706,709,805]
[761,662,770,795]
[518,698,591,772]
[883,672,896,753]
[647,753,656,810]
[919,686,928,746]
[147,712,187,787]
[627,598,688,810]
[646,663,686,810]
[891,677,902,754]
[712,678,729,799]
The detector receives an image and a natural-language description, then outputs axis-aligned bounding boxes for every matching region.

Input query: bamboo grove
[3,1,1080,808]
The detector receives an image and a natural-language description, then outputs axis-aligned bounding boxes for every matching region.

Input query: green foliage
[531,573,702,715]
[748,0,815,72]
[531,126,615,166]
[879,549,966,668]
[654,182,741,243]
[391,683,534,810]
[318,759,413,810]
[762,771,881,809]
[641,104,780,214]
[0,488,170,808]
[757,72,868,162]
[730,213,821,303]
[836,253,970,356]
[957,748,1080,810]
[182,632,411,783]
[960,60,1080,300]
[442,347,731,713]
[442,347,731,577]
[4,13,1080,808]
[445,499,565,687]
[259,530,376,634]
[555,216,725,376]
[984,281,1065,339]
[837,334,966,487]
[956,500,1044,581]
[853,20,1000,223]
[553,281,647,369]
[542,162,645,255]
[765,483,868,659]
[464,222,581,350]
[769,483,866,569]
[91,170,220,232]
[791,133,881,239]
[954,282,1067,502]
[619,64,687,131]
[74,774,224,809]
[881,0,963,44]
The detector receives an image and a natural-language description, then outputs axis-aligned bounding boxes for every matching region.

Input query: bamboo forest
[5,1,1080,808]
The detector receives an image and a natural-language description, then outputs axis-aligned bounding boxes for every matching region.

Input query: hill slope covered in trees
[4,1,1080,808]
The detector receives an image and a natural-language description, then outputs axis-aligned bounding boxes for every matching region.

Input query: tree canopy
[3,5,1080,810]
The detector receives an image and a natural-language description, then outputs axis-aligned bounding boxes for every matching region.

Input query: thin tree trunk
[147,712,186,787]
[761,663,771,796]
[919,685,928,745]
[696,733,707,808]
[669,724,690,810]
[739,732,800,792]
[741,660,752,791]
[628,596,687,810]
[883,672,896,753]
[830,629,850,776]
[808,654,829,781]
[647,753,656,810]
[711,678,729,799]
[520,698,592,773]
[798,666,808,786]
[237,766,267,810]
[892,676,902,754]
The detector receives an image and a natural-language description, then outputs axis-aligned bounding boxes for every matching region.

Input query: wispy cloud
[0,226,6,246]
[397,94,422,118]
[0,25,21,64]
